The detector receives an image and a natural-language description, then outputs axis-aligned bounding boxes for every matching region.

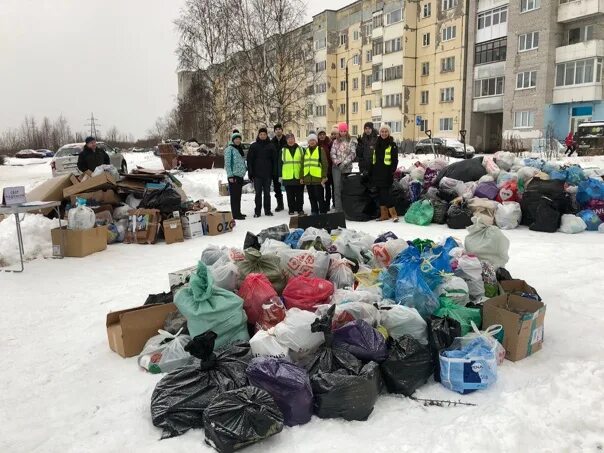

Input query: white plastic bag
[455,255,485,299]
[439,177,466,196]
[478,174,495,184]
[297,227,332,249]
[327,256,355,289]
[462,181,478,200]
[559,214,587,234]
[379,305,428,345]
[113,204,131,220]
[137,329,191,374]
[68,205,96,230]
[372,239,408,268]
[201,245,230,266]
[495,202,522,230]
[599,223,604,233]
[482,155,501,177]
[210,262,240,291]
[126,193,142,209]
[250,329,290,360]
[334,230,375,265]
[410,166,426,181]
[464,218,510,268]
[315,301,380,327]
[517,166,540,185]
[330,288,382,306]
[437,276,470,306]
[92,164,119,180]
[494,151,515,172]
[278,248,330,279]
[273,308,324,359]
[260,238,290,254]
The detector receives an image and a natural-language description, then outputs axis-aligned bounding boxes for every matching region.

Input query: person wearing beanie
[330,124,339,141]
[247,127,277,217]
[330,123,357,212]
[278,133,305,215]
[369,125,399,222]
[317,130,334,210]
[301,133,329,215]
[77,136,110,173]
[224,132,248,220]
[357,121,378,173]
[270,123,286,212]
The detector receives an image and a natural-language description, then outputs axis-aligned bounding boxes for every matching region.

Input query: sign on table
[2,186,26,206]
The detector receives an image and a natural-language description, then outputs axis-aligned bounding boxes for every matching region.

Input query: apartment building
[465,0,604,153]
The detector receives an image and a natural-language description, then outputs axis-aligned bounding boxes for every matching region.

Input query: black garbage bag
[163,310,189,335]
[257,224,290,243]
[140,186,182,216]
[150,331,251,439]
[392,183,411,217]
[203,386,284,453]
[529,197,561,233]
[243,232,260,250]
[380,335,433,396]
[434,157,486,185]
[299,305,382,421]
[446,202,473,229]
[431,197,449,225]
[342,173,379,221]
[496,267,513,282]
[427,316,461,382]
[437,188,459,203]
[521,178,568,226]
[144,291,173,305]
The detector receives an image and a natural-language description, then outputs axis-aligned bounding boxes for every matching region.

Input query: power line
[84,112,101,138]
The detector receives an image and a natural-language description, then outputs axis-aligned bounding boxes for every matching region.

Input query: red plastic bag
[282,276,334,312]
[497,180,519,203]
[257,297,287,331]
[239,273,278,325]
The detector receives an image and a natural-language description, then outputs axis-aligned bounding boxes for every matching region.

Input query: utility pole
[85,113,101,138]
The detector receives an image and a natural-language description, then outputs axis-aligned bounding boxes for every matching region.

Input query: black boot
[275,199,284,212]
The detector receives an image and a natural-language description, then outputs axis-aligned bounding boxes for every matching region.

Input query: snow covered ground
[1,152,604,452]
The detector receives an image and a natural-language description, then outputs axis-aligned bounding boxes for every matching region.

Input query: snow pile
[179,169,224,200]
[0,214,59,267]
[123,151,163,170]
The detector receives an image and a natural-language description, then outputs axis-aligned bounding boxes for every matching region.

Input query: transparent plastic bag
[273,308,324,359]
[209,262,240,291]
[138,329,192,374]
[201,245,229,267]
[327,257,355,289]
[372,239,408,268]
[297,227,332,249]
[256,297,287,331]
[92,164,119,180]
[379,304,428,345]
[68,205,96,230]
[559,214,587,234]
[330,288,382,306]
[436,275,470,306]
[260,238,290,254]
[454,255,484,299]
[315,302,380,328]
[460,322,506,365]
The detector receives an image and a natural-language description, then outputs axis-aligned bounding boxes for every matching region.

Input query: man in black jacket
[356,122,378,173]
[77,136,110,173]
[247,127,277,217]
[270,123,286,212]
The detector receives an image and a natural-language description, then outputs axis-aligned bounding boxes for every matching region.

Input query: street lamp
[345,50,361,127]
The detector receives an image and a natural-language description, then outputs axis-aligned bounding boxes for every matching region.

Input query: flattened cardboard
[70,189,121,206]
[106,303,177,357]
[50,225,108,257]
[63,173,117,198]
[163,218,184,244]
[483,294,546,362]
[26,174,72,214]
[499,280,540,298]
[206,211,235,236]
[289,211,346,231]
[169,265,197,291]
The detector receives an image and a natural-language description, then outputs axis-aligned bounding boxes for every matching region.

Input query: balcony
[473,61,505,79]
[371,52,383,64]
[372,27,383,39]
[473,95,504,113]
[372,107,383,117]
[558,0,604,23]
[372,80,383,91]
[553,84,603,104]
[556,39,604,63]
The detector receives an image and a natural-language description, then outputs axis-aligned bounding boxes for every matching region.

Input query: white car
[415,138,476,158]
[50,142,127,177]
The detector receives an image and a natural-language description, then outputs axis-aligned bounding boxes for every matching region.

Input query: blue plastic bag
[409,181,423,203]
[577,209,603,231]
[441,237,459,257]
[439,337,497,394]
[284,229,304,248]
[550,169,568,182]
[566,166,586,186]
[394,248,439,317]
[420,246,452,290]
[542,162,559,175]
[577,178,604,206]
[523,158,544,170]
[379,266,398,300]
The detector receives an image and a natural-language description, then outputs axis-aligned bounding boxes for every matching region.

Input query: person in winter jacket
[318,129,334,210]
[278,133,305,215]
[270,123,286,211]
[356,122,378,173]
[330,123,357,212]
[77,136,110,173]
[565,131,576,157]
[369,125,399,222]
[247,127,277,217]
[224,132,247,220]
[301,133,329,215]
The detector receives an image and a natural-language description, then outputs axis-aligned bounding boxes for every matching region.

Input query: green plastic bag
[434,296,482,336]
[174,261,249,348]
[404,200,434,226]
[237,248,287,294]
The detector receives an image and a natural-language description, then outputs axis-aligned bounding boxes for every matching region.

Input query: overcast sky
[0,0,352,140]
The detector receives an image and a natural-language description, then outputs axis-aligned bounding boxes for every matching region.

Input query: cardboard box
[169,265,197,291]
[218,181,229,196]
[106,303,178,358]
[483,294,546,362]
[70,189,121,207]
[51,225,108,257]
[63,173,117,198]
[499,280,541,299]
[163,218,184,244]
[289,212,346,231]
[181,211,204,239]
[125,209,161,244]
[26,174,73,215]
[206,211,235,236]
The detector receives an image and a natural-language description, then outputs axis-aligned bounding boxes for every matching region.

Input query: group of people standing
[224,121,400,222]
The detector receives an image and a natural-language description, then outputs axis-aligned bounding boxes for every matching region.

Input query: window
[474,37,507,65]
[363,23,372,38]
[340,104,346,115]
[353,30,360,40]
[373,64,383,82]
[440,117,454,131]
[340,80,346,91]
[373,14,383,28]
[315,61,326,72]
[519,32,539,52]
[385,121,402,133]
[473,77,505,97]
[442,25,457,41]
[366,50,373,63]
[352,125,358,135]
[419,119,429,132]
[383,65,403,81]
[441,56,455,72]
[385,37,402,54]
[423,3,432,18]
[477,6,507,30]
[420,90,429,104]
[352,102,359,114]
[516,71,537,89]
[423,33,431,47]
[315,105,326,116]
[314,37,326,50]
[421,62,430,76]
[340,33,348,46]
[442,0,458,10]
[366,100,372,110]
[386,9,402,25]
[353,78,359,90]
[366,74,373,86]
[383,93,402,108]
[440,87,454,102]
[556,58,600,86]
[316,83,327,93]
[307,104,314,116]
[568,25,593,45]
[340,58,345,69]
[373,38,383,56]
[520,0,540,13]
[513,111,535,128]
[353,54,360,65]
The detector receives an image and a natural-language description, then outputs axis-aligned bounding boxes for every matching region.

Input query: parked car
[414,138,475,158]
[50,142,127,177]
[15,149,45,159]
[36,149,54,158]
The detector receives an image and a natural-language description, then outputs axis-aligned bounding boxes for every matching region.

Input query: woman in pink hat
[330,122,357,212]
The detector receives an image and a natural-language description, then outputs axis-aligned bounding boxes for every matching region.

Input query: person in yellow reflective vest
[301,133,329,215]
[369,125,399,222]
[278,133,305,215]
